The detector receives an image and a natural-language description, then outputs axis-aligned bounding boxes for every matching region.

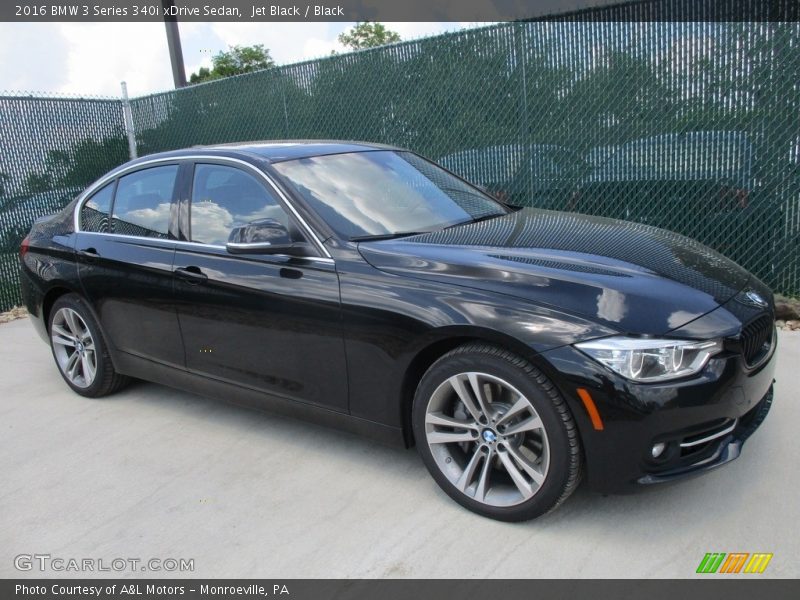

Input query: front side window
[272,150,507,240]
[111,165,178,238]
[80,182,114,233]
[190,164,290,246]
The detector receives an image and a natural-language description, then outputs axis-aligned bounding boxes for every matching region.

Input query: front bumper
[637,385,772,485]
[541,333,776,494]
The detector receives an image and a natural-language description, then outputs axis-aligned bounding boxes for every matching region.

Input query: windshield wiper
[440,186,495,200]
[350,231,427,242]
[443,212,505,230]
[351,212,506,241]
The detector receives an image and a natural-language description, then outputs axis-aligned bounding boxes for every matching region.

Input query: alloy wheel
[424,371,550,507]
[51,307,97,388]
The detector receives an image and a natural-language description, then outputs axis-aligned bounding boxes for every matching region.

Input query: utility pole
[120,82,138,160]
[162,0,187,88]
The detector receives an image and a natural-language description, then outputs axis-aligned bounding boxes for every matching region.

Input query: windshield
[272,150,507,240]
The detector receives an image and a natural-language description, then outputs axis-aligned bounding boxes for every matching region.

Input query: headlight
[575,337,723,382]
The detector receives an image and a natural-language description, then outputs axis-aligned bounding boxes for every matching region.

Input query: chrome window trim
[73,155,332,259]
[74,231,335,265]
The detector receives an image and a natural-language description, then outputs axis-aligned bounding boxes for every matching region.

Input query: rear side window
[111,165,178,238]
[190,164,289,246]
[80,182,114,233]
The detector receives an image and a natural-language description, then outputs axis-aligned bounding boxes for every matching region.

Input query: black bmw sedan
[19,141,776,521]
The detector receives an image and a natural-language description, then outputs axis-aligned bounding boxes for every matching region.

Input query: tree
[20,135,129,197]
[337,22,401,51]
[25,172,53,193]
[189,44,275,84]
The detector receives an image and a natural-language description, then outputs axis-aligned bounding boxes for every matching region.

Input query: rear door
[172,160,348,412]
[75,163,184,367]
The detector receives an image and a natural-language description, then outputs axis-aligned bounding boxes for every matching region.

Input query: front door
[172,161,348,412]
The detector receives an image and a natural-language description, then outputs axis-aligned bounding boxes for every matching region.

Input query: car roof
[135,140,403,165]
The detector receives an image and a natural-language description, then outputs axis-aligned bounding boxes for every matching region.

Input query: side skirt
[114,352,406,448]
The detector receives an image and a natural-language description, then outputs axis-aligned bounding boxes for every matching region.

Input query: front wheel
[48,294,129,397]
[412,343,582,521]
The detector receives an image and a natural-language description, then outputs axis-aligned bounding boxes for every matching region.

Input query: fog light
[651,442,667,458]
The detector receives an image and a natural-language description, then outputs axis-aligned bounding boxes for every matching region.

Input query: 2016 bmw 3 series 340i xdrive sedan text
[20,141,777,521]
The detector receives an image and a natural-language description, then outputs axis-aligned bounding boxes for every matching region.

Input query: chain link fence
[1,15,799,312]
[0,93,128,307]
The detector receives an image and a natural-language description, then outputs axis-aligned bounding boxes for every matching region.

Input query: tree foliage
[24,173,54,193]
[337,22,401,51]
[189,45,275,84]
[23,136,129,194]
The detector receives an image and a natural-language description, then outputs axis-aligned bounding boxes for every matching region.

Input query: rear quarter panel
[19,201,80,342]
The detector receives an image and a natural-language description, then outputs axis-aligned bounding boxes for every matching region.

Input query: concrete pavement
[1,317,798,578]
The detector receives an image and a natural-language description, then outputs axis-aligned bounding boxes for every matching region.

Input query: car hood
[357,208,753,335]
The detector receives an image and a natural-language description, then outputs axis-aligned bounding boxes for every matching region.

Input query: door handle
[77,247,99,263]
[174,266,208,284]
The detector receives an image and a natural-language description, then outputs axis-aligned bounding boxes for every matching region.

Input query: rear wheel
[412,343,582,521]
[48,294,129,397]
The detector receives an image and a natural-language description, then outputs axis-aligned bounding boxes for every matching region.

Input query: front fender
[339,259,617,428]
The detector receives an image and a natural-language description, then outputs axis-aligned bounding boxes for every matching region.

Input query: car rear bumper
[19,261,49,344]
[541,335,776,494]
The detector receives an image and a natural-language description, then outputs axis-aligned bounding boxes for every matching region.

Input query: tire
[412,343,582,521]
[48,293,129,398]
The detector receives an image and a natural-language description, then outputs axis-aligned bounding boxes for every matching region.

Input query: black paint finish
[75,232,184,367]
[172,246,348,412]
[19,142,777,494]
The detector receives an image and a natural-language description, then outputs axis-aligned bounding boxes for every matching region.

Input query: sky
[0,22,481,98]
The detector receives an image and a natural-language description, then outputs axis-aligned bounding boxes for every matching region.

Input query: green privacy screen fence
[0,94,128,307]
[1,16,800,312]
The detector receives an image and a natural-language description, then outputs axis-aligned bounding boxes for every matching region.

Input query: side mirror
[226,218,311,257]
